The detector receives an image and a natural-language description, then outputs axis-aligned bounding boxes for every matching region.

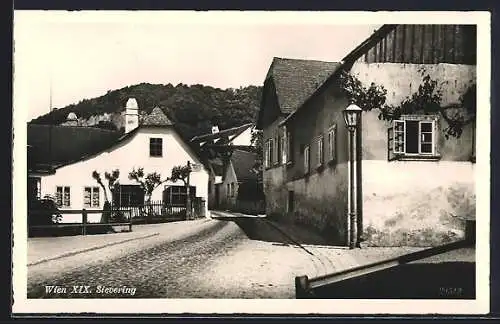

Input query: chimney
[125,98,139,133]
[66,112,78,127]
[211,125,219,134]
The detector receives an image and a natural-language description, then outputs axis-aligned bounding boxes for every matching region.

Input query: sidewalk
[28,218,213,266]
[210,210,474,277]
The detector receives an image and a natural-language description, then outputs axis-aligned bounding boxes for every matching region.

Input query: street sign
[191,163,202,172]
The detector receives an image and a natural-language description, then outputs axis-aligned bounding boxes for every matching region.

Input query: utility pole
[186,161,192,220]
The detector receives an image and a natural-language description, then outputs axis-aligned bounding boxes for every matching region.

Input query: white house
[28,98,209,223]
[190,123,255,210]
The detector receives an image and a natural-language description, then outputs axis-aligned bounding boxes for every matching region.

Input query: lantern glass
[343,104,362,129]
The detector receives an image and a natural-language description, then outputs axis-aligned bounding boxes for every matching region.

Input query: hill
[29,83,263,140]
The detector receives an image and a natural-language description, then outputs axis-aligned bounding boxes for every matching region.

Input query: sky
[14,11,382,122]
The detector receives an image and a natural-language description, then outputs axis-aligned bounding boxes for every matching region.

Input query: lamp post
[343,103,362,249]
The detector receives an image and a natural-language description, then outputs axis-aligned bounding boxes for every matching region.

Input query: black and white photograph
[12,10,490,314]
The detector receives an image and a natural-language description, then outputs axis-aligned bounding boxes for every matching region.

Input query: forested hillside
[30,83,262,140]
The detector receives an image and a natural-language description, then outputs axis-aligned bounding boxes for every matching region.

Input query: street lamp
[343,103,363,130]
[343,103,362,249]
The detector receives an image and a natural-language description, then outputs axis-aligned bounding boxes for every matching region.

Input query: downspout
[356,115,363,246]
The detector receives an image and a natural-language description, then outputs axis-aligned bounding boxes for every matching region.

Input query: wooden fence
[28,199,206,236]
[28,208,133,237]
[110,199,206,224]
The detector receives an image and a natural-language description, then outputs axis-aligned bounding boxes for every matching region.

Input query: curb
[28,232,160,266]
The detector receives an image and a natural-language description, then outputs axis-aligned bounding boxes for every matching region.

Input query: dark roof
[191,123,253,143]
[27,124,122,172]
[266,57,341,114]
[28,108,181,173]
[208,158,224,176]
[229,149,258,182]
[142,107,174,127]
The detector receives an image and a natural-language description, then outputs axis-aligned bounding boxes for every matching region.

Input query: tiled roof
[142,106,174,127]
[267,57,341,114]
[191,123,253,143]
[27,124,122,172]
[230,149,258,182]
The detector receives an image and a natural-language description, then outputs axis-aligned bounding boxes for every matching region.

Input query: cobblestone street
[27,215,474,299]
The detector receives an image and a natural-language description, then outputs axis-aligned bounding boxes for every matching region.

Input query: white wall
[40,127,209,223]
[362,160,475,246]
[231,126,254,146]
[220,162,238,208]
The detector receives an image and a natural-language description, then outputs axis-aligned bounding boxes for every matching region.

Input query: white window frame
[419,121,435,155]
[304,145,310,173]
[269,138,274,167]
[327,125,336,162]
[56,186,71,208]
[316,135,324,167]
[391,116,438,157]
[83,186,100,208]
[286,131,293,164]
[281,134,287,165]
[264,139,273,168]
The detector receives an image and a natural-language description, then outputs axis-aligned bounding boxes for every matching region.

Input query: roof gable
[191,123,253,144]
[142,106,174,127]
[229,149,258,182]
[267,57,341,114]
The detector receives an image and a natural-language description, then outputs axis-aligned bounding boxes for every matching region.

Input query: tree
[92,169,120,223]
[92,171,109,203]
[92,169,120,204]
[169,162,193,219]
[128,167,164,203]
[104,169,120,204]
[250,129,263,181]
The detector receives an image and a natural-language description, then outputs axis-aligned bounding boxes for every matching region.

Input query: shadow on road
[311,261,475,299]
[213,214,330,246]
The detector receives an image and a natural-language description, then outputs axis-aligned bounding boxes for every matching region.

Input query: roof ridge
[274,56,339,64]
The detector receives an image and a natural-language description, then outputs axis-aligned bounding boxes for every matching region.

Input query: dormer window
[150,138,163,157]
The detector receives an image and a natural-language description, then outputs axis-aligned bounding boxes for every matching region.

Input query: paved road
[28,219,247,298]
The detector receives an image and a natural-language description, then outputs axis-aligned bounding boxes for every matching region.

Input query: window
[288,190,295,212]
[264,138,274,168]
[277,135,283,165]
[281,134,287,165]
[388,116,439,160]
[304,145,310,173]
[286,132,293,164]
[83,186,100,208]
[149,138,163,157]
[230,182,235,197]
[56,186,71,208]
[327,125,336,161]
[227,183,230,197]
[264,140,269,168]
[273,137,278,165]
[113,185,144,207]
[316,135,324,166]
[164,185,196,206]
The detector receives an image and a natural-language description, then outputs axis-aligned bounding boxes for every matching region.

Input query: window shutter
[433,119,440,156]
[393,120,405,154]
[387,127,394,161]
